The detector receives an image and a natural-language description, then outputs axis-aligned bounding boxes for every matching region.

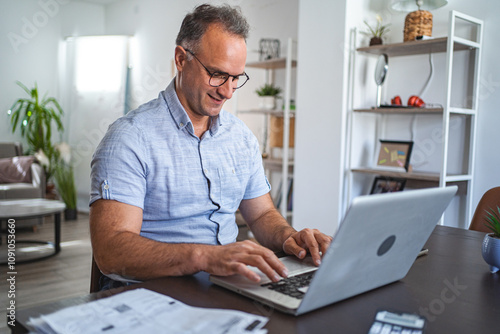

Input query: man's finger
[318,235,333,255]
[234,263,261,282]
[299,229,322,265]
[283,236,307,259]
[246,256,282,282]
[235,244,288,282]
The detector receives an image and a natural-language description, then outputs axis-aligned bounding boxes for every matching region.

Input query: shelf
[352,168,472,183]
[263,158,294,172]
[445,174,472,182]
[357,37,473,57]
[449,107,476,115]
[240,39,296,220]
[354,107,443,114]
[353,107,477,116]
[347,12,483,227]
[238,109,296,116]
[246,57,297,70]
[352,168,439,182]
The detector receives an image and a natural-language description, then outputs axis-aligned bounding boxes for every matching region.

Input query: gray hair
[176,3,250,52]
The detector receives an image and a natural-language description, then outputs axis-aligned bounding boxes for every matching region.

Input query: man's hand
[199,240,288,283]
[283,229,333,266]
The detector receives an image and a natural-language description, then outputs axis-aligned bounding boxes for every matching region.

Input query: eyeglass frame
[184,48,249,89]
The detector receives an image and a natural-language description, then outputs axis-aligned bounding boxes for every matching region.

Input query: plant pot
[258,96,276,110]
[370,37,383,46]
[45,182,57,200]
[64,208,77,221]
[482,233,500,273]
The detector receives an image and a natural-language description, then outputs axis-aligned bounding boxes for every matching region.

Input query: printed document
[28,288,268,334]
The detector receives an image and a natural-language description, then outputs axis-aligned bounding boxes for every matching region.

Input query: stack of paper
[28,288,268,334]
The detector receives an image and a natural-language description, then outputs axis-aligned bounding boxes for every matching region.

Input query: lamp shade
[392,0,447,12]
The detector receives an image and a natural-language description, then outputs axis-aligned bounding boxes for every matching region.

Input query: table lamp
[391,0,447,41]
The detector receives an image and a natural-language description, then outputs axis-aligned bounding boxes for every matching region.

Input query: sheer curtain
[61,35,131,211]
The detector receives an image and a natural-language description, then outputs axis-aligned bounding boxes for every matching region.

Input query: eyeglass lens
[210,73,248,89]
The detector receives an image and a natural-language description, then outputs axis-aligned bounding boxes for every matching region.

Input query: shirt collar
[162,79,191,132]
[162,79,225,137]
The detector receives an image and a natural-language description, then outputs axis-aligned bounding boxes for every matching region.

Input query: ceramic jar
[482,233,500,273]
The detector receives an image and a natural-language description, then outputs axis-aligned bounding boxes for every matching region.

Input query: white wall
[293,0,348,235]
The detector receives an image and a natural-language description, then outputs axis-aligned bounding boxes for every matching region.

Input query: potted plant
[482,206,500,273]
[255,83,282,110]
[53,143,77,220]
[8,81,64,182]
[362,15,391,46]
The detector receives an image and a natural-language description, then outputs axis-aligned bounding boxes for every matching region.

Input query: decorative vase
[482,233,500,273]
[259,96,276,110]
[45,182,57,200]
[64,208,77,221]
[370,37,383,46]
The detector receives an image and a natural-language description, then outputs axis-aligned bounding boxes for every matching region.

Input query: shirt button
[104,185,109,190]
[204,168,208,174]
[179,122,184,127]
[232,169,235,174]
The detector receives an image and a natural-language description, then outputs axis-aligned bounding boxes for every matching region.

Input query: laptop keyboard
[261,271,315,299]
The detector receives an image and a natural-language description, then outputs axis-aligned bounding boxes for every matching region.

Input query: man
[90,4,331,289]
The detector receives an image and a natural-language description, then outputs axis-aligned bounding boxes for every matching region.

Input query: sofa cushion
[0,183,42,200]
[0,156,34,183]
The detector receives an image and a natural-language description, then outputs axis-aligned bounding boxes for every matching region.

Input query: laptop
[210,186,457,315]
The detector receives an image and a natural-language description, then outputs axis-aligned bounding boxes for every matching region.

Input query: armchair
[0,142,46,226]
[469,187,500,233]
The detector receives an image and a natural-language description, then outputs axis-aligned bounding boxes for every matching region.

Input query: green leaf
[364,20,377,37]
[484,206,500,238]
[54,162,77,209]
[255,83,282,96]
[10,100,24,132]
[16,81,31,95]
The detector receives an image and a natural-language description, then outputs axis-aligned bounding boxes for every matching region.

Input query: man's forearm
[247,208,296,252]
[94,231,209,281]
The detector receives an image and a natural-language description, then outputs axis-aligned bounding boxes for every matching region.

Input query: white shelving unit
[237,38,296,220]
[345,11,483,226]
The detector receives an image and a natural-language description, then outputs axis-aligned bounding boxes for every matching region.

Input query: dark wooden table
[11,226,500,333]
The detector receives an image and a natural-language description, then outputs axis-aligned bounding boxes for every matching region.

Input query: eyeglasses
[185,48,249,89]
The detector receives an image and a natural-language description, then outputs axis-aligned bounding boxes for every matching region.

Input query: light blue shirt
[90,80,270,246]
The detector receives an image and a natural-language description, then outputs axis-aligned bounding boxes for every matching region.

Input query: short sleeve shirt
[90,80,270,246]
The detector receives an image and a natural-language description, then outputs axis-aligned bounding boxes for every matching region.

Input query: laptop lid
[210,186,457,315]
[296,186,457,314]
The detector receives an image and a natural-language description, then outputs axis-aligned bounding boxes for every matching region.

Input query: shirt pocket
[217,166,247,210]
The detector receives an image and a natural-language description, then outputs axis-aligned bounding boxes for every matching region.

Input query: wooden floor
[1,213,91,332]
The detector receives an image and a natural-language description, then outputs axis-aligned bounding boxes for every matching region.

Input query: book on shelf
[274,177,293,211]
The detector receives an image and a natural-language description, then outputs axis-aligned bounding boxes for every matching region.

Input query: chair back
[469,187,500,233]
[0,142,23,158]
[90,255,102,293]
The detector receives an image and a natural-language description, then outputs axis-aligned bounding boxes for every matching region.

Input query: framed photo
[370,177,406,195]
[375,140,413,172]
[259,38,280,61]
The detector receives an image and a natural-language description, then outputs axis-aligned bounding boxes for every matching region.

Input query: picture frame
[370,176,406,195]
[258,38,280,61]
[375,140,413,172]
